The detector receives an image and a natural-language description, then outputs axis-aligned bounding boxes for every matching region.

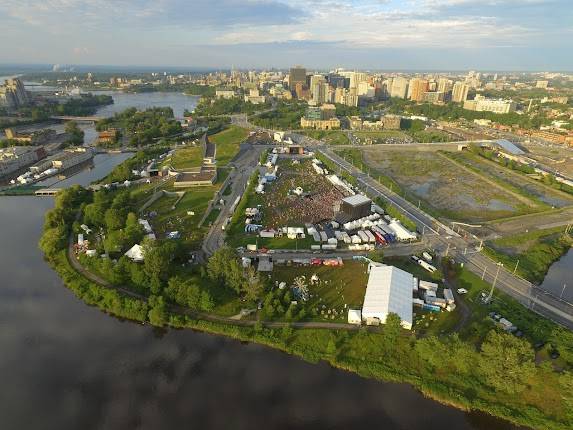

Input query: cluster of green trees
[259,287,307,321]
[96,107,182,146]
[128,83,216,97]
[207,247,264,301]
[18,94,113,121]
[64,121,84,146]
[193,96,269,116]
[251,101,306,129]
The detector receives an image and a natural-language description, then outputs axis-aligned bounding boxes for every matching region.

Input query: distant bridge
[50,116,103,122]
[35,188,62,196]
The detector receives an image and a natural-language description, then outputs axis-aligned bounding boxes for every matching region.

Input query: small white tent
[124,244,145,262]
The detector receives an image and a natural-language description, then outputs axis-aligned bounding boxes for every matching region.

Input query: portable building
[418,280,439,291]
[347,309,362,325]
[443,289,455,304]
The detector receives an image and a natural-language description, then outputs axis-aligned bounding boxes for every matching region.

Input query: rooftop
[342,194,372,207]
[495,139,525,155]
[362,265,414,329]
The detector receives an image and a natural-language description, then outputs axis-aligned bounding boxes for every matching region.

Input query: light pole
[561,283,567,300]
[486,262,503,303]
[513,259,520,275]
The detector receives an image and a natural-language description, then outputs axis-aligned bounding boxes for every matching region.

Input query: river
[0,89,527,429]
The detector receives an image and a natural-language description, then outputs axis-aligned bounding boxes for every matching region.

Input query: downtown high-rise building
[289,66,307,93]
[409,78,429,102]
[390,77,409,99]
[452,81,469,103]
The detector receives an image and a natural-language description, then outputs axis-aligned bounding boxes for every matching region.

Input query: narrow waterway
[540,248,573,303]
[0,87,529,429]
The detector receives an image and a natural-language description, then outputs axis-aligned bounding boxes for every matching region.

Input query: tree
[382,312,402,353]
[165,276,201,309]
[103,230,124,254]
[64,121,84,146]
[144,241,177,293]
[104,208,124,231]
[83,202,105,227]
[39,225,67,258]
[147,295,167,326]
[124,212,144,245]
[242,266,265,302]
[200,290,215,311]
[478,330,536,394]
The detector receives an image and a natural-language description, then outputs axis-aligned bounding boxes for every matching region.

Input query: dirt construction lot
[362,147,541,223]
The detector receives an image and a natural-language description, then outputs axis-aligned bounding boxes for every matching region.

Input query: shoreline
[46,244,560,430]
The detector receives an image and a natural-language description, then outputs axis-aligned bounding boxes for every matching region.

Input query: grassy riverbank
[483,227,573,284]
[41,249,573,430]
[38,186,573,430]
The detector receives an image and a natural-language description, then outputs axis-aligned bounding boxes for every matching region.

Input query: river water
[0,90,527,429]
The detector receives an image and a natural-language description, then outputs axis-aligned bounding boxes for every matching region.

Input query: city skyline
[0,0,572,71]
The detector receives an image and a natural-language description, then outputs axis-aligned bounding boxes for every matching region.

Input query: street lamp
[485,262,503,303]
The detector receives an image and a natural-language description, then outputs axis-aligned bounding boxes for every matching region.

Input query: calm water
[0,196,523,430]
[540,248,573,303]
[93,91,200,118]
[0,89,526,429]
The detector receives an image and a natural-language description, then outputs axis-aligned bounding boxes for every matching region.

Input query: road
[202,142,264,257]
[318,146,573,330]
[241,241,426,261]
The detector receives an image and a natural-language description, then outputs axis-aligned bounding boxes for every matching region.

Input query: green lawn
[483,227,573,285]
[209,125,249,166]
[169,145,203,170]
[269,261,369,322]
[299,130,350,145]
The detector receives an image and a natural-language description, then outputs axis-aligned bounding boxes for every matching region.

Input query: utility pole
[561,283,567,299]
[486,262,503,303]
[513,259,520,275]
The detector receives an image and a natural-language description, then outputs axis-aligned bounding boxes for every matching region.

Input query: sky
[0,0,572,71]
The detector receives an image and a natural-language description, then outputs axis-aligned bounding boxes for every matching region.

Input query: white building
[361,265,415,330]
[463,95,517,114]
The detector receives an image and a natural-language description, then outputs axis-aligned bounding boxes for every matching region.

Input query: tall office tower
[390,77,408,99]
[289,66,307,94]
[0,78,31,108]
[437,78,453,93]
[310,74,326,103]
[347,72,366,90]
[409,78,429,102]
[451,81,469,103]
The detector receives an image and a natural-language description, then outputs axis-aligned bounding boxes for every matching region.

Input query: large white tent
[361,265,415,330]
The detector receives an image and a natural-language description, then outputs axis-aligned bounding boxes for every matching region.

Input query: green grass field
[299,130,350,145]
[209,125,249,166]
[483,227,573,284]
[269,261,369,322]
[169,146,203,170]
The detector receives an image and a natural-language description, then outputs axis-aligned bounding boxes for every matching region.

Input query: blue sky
[0,0,571,70]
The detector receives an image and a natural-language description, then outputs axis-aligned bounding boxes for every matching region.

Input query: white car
[457,288,468,295]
